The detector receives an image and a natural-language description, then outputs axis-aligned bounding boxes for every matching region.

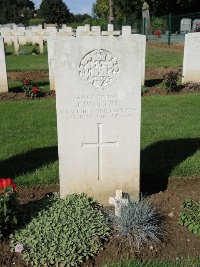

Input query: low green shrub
[29,18,45,26]
[31,47,39,54]
[151,17,168,33]
[163,71,179,92]
[111,198,165,250]
[179,199,200,237]
[141,85,148,96]
[10,193,110,266]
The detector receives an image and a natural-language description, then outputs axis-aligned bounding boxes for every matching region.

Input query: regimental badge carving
[79,49,120,89]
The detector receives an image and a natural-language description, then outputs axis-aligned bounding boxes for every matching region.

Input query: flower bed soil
[0,179,200,267]
[0,67,198,101]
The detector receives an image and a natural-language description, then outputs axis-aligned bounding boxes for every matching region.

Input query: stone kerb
[54,33,146,204]
[0,37,8,92]
[182,32,200,83]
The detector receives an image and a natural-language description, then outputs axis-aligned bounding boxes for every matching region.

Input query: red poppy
[32,87,39,94]
[0,178,16,192]
[23,78,31,85]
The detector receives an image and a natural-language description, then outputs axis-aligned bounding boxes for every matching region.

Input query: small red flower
[0,178,16,192]
[23,78,31,85]
[32,87,39,94]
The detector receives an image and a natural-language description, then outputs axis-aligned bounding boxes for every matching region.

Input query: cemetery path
[0,179,200,267]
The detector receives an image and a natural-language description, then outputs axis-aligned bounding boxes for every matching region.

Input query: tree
[92,0,109,20]
[0,0,34,25]
[38,0,71,25]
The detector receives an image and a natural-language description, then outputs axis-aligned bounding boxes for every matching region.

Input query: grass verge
[0,94,199,186]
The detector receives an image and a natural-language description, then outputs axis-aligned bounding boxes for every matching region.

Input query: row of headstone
[0,24,135,48]
[0,25,146,94]
[180,18,200,34]
[47,25,145,91]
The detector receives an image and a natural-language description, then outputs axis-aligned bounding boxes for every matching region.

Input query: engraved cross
[82,123,118,180]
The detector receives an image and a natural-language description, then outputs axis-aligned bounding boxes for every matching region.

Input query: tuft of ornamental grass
[111,198,165,251]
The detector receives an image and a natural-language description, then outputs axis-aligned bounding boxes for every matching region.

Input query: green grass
[0,99,57,186]
[5,44,48,71]
[103,258,200,267]
[8,80,50,92]
[5,44,184,72]
[146,45,183,68]
[0,94,200,186]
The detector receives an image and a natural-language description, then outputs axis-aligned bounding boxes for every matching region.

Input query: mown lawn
[5,43,184,72]
[146,45,183,67]
[5,44,48,71]
[0,94,199,186]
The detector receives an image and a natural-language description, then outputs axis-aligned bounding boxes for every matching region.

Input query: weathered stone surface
[55,35,145,204]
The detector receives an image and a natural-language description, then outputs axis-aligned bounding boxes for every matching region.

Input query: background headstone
[182,32,200,83]
[180,18,192,34]
[55,35,145,204]
[0,37,8,92]
[192,19,200,31]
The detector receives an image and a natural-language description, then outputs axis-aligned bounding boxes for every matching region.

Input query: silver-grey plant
[111,198,165,251]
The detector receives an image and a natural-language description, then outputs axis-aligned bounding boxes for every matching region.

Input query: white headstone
[55,35,145,204]
[91,26,101,36]
[122,26,131,36]
[183,32,200,83]
[102,24,120,36]
[192,19,200,30]
[47,37,56,91]
[1,29,12,45]
[0,37,8,92]
[76,26,85,37]
[13,35,20,56]
[180,18,192,34]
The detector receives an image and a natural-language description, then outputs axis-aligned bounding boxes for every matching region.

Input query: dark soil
[0,66,197,101]
[147,42,184,52]
[0,179,200,267]
[7,71,49,82]
[0,91,55,101]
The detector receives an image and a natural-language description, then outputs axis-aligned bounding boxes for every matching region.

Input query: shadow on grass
[145,78,163,87]
[141,138,200,196]
[0,146,58,178]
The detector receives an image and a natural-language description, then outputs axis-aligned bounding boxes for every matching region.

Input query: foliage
[10,193,110,266]
[163,71,179,92]
[29,18,45,26]
[0,0,34,25]
[31,47,39,55]
[141,85,148,96]
[92,0,141,25]
[70,13,92,24]
[38,0,71,25]
[0,178,17,239]
[111,198,165,250]
[22,78,45,98]
[183,82,200,91]
[179,199,200,237]
[151,17,168,33]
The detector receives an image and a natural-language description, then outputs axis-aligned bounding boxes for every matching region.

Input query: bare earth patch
[0,179,200,267]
